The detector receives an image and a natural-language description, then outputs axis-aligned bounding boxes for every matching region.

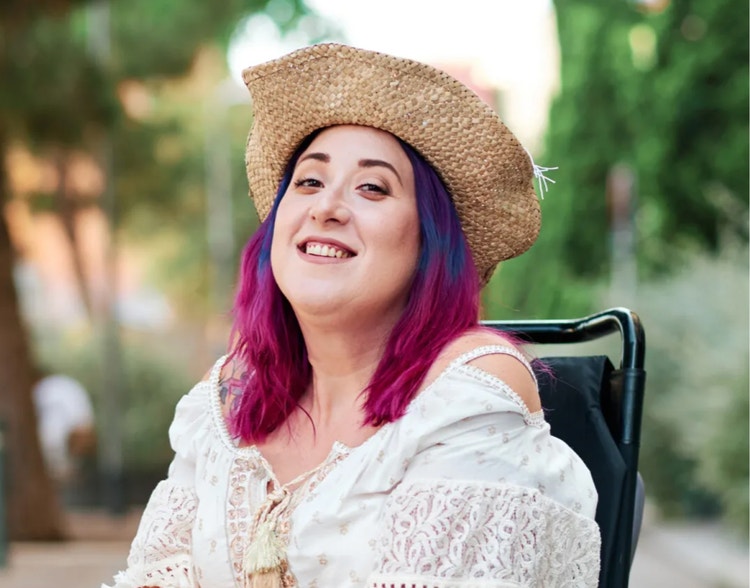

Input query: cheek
[269,204,292,277]
[399,208,421,251]
[269,230,283,279]
[383,210,421,269]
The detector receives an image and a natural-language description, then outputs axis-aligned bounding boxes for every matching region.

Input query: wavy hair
[228,132,482,442]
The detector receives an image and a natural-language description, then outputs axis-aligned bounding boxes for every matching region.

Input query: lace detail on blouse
[228,456,264,585]
[104,479,198,588]
[448,344,537,386]
[370,479,600,588]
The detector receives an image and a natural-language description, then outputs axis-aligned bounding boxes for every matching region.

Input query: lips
[299,239,355,259]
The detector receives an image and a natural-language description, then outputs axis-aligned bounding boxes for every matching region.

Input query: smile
[302,241,354,259]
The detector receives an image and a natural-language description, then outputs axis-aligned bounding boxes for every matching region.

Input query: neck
[297,315,396,426]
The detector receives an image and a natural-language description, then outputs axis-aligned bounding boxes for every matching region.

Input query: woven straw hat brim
[242,43,541,285]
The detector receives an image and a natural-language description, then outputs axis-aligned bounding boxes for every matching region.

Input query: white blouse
[104,345,601,588]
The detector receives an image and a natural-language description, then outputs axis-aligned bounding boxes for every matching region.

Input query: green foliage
[112,87,258,318]
[484,0,637,319]
[635,0,750,263]
[110,0,309,78]
[97,0,312,318]
[488,0,749,533]
[118,339,196,470]
[0,0,310,151]
[2,0,317,319]
[486,0,749,320]
[625,241,748,530]
[0,13,120,145]
[546,1,639,278]
[698,364,750,533]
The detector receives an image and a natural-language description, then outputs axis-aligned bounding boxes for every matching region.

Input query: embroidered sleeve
[367,479,600,588]
[366,363,601,588]
[102,479,198,588]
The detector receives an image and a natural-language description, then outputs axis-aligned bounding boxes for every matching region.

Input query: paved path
[0,541,127,588]
[0,510,746,587]
[630,520,748,588]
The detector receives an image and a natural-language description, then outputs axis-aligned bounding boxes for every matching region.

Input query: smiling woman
[104,43,600,588]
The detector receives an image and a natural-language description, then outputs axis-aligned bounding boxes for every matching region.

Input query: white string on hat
[525,148,558,199]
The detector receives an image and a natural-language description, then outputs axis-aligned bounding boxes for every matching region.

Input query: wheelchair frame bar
[482,307,645,371]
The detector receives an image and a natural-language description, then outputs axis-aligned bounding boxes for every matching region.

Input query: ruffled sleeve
[102,359,221,588]
[366,346,601,588]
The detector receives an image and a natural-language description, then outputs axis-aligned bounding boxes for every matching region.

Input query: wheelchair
[483,307,646,588]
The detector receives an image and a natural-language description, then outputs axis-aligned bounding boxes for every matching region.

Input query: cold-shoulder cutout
[404,329,534,410]
[466,351,541,413]
[431,329,541,413]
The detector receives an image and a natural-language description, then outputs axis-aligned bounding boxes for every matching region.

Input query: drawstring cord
[525,147,558,199]
[243,460,331,588]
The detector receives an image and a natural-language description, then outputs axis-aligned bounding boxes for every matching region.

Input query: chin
[292,294,341,314]
[283,283,349,315]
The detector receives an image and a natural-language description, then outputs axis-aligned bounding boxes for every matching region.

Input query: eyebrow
[358,159,403,186]
[298,152,330,164]
[298,152,403,186]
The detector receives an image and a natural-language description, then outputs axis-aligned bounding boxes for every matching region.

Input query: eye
[293,177,323,189]
[358,182,389,197]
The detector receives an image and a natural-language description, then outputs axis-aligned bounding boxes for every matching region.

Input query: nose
[308,186,351,225]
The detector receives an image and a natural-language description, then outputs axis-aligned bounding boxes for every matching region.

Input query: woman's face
[271,125,419,328]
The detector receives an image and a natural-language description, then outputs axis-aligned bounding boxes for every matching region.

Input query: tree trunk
[0,130,66,540]
[55,150,93,320]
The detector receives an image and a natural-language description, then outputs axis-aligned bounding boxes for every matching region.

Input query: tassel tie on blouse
[243,460,332,588]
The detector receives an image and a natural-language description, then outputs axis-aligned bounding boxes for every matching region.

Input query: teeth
[305,242,350,258]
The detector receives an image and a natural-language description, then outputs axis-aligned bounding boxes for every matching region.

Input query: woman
[105,43,600,588]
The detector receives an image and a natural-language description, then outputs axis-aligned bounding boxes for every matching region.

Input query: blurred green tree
[0,0,310,540]
[635,0,749,269]
[485,0,748,319]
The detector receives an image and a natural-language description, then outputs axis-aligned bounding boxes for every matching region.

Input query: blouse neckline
[204,343,543,481]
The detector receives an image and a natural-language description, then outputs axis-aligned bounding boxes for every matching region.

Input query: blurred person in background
[104,43,600,588]
[33,371,97,484]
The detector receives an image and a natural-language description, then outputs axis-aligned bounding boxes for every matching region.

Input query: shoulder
[169,357,227,457]
[432,328,541,413]
[206,354,249,420]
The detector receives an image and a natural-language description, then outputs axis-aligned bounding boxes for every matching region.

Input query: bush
[621,241,748,532]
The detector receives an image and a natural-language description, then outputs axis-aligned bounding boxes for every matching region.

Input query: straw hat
[242,43,541,285]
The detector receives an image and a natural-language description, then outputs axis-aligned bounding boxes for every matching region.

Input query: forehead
[300,125,410,167]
